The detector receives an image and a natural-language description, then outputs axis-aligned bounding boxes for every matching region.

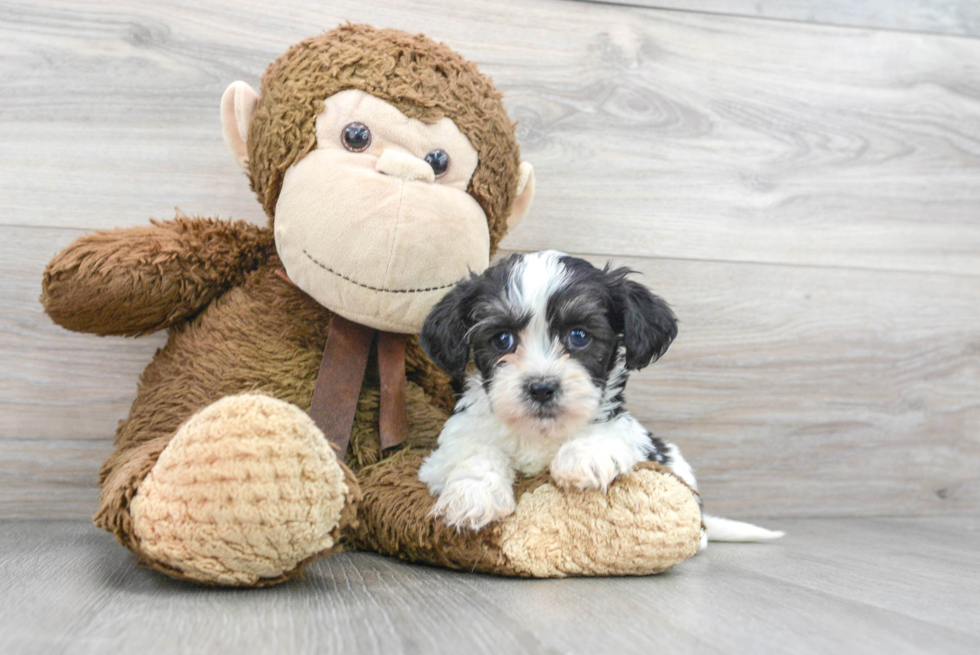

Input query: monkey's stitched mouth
[302,249,459,294]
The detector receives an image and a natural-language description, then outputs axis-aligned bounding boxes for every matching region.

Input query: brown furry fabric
[41,215,274,336]
[41,217,452,578]
[347,449,513,573]
[347,452,702,577]
[248,24,521,254]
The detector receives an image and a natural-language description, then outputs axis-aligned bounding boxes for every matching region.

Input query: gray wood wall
[2,0,978,520]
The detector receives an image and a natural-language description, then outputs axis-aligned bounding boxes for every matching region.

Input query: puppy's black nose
[526,380,559,403]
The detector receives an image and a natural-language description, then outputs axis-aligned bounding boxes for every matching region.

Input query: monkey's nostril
[526,380,559,403]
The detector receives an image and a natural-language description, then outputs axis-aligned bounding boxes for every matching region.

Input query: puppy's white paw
[550,438,641,491]
[431,471,516,532]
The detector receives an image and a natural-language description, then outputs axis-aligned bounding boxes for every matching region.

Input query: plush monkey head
[220,25,535,333]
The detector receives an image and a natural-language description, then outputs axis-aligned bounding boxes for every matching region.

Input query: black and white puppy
[419,251,783,545]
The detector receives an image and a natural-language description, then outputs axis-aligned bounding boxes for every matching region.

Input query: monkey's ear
[505,162,535,233]
[220,81,259,170]
[420,277,479,378]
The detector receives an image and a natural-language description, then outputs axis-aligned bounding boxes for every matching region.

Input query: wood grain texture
[536,251,980,519]
[0,226,162,517]
[593,0,980,37]
[2,0,980,275]
[1,518,978,655]
[1,0,979,520]
[4,223,978,518]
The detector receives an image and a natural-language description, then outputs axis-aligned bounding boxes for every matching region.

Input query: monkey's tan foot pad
[347,451,702,577]
[130,393,359,586]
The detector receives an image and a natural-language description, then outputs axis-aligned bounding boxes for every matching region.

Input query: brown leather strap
[376,331,409,451]
[277,267,410,456]
[308,314,375,456]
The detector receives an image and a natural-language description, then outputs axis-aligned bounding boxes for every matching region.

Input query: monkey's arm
[41,215,275,336]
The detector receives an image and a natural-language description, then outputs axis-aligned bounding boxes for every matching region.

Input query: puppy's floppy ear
[612,269,678,370]
[420,276,479,378]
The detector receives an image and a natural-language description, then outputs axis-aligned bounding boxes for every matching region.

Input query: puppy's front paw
[550,439,640,491]
[431,472,516,532]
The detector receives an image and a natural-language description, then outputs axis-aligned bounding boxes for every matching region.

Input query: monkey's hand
[41,215,274,336]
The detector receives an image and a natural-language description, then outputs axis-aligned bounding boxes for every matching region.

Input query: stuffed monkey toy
[41,25,702,586]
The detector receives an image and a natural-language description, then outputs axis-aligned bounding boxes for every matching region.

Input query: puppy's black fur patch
[420,255,523,379]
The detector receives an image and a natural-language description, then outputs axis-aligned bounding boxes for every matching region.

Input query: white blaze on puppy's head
[486,252,602,439]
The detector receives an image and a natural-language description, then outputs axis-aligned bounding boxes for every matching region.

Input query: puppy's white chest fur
[418,384,563,484]
[508,434,564,476]
[417,375,696,533]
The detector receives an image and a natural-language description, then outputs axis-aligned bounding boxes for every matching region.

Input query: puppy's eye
[342,122,372,152]
[424,149,450,177]
[567,329,591,350]
[490,332,515,352]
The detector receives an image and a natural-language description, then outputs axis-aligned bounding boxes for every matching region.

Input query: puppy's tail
[703,515,785,543]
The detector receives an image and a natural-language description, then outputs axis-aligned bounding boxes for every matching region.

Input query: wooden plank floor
[2,0,979,522]
[1,517,978,654]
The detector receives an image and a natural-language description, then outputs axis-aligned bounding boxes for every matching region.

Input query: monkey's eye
[424,149,450,178]
[490,332,515,352]
[342,122,372,152]
[567,329,591,350]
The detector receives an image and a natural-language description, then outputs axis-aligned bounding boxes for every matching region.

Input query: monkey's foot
[349,452,701,577]
[130,394,359,586]
[496,463,702,576]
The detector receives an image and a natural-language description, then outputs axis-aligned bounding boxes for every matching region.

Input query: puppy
[419,251,783,545]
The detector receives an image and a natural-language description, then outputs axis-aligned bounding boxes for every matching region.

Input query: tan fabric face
[315,91,479,191]
[275,90,489,334]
